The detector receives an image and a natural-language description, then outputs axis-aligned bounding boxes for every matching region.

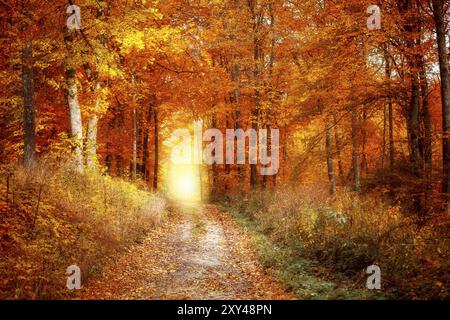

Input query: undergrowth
[0,158,166,299]
[217,185,449,300]
[219,202,381,300]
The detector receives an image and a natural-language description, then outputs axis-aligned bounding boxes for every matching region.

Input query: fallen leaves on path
[78,203,293,300]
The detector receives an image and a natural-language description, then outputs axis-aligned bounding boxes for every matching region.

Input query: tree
[22,40,36,168]
[431,0,450,210]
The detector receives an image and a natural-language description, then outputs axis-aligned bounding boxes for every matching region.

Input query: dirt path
[79,203,293,300]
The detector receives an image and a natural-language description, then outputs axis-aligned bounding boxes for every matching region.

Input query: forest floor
[78,203,293,299]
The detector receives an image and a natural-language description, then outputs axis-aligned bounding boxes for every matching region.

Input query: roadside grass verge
[0,159,166,299]
[217,202,382,300]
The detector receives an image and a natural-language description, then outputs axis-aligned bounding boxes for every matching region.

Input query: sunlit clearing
[168,164,201,202]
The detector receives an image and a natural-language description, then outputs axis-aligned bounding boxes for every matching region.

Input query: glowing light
[168,164,200,202]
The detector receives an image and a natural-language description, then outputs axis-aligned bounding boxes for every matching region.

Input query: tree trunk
[384,48,395,168]
[65,67,83,173]
[361,107,368,174]
[403,0,423,175]
[382,104,387,169]
[142,107,151,182]
[432,0,450,210]
[389,98,395,168]
[352,107,360,191]
[420,58,432,222]
[22,40,36,168]
[333,113,344,178]
[420,59,432,172]
[211,112,218,196]
[384,46,394,169]
[232,58,244,183]
[130,74,138,180]
[325,115,336,196]
[249,1,261,189]
[86,83,100,170]
[132,106,137,180]
[153,106,159,191]
[408,70,423,174]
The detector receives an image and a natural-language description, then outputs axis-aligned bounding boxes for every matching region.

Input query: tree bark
[332,113,344,178]
[403,0,423,174]
[325,115,336,196]
[211,112,218,196]
[352,107,360,191]
[384,48,395,168]
[409,73,423,173]
[382,104,387,169]
[153,105,159,191]
[131,74,137,180]
[419,59,432,173]
[86,83,100,170]
[22,40,36,168]
[249,1,261,189]
[432,0,450,210]
[232,58,244,183]
[65,67,83,173]
[361,107,368,174]
[389,98,395,168]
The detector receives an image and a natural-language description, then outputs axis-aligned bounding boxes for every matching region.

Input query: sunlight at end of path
[167,163,202,203]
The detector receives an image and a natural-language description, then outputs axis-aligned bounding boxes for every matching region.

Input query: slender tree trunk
[409,70,423,174]
[384,48,395,168]
[432,0,450,211]
[361,107,368,174]
[86,83,100,169]
[420,59,432,172]
[131,75,137,180]
[132,107,137,179]
[22,40,36,168]
[282,126,288,181]
[352,107,360,191]
[332,113,344,178]
[143,107,151,182]
[268,3,277,188]
[381,44,389,169]
[232,58,244,183]
[153,105,159,191]
[382,104,387,169]
[85,5,107,171]
[250,2,260,189]
[325,115,336,196]
[420,57,432,222]
[389,98,395,168]
[211,112,218,196]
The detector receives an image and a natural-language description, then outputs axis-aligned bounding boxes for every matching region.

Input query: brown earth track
[78,203,293,300]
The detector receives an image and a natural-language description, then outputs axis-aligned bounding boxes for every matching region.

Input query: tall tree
[431,0,450,210]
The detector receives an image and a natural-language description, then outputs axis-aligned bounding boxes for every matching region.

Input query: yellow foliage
[0,159,166,299]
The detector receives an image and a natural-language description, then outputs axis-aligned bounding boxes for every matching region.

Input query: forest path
[79,203,293,299]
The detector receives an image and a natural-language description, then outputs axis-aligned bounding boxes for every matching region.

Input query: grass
[218,202,383,300]
[0,159,166,299]
[216,184,450,300]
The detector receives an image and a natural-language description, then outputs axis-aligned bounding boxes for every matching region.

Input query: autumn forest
[0,0,449,300]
